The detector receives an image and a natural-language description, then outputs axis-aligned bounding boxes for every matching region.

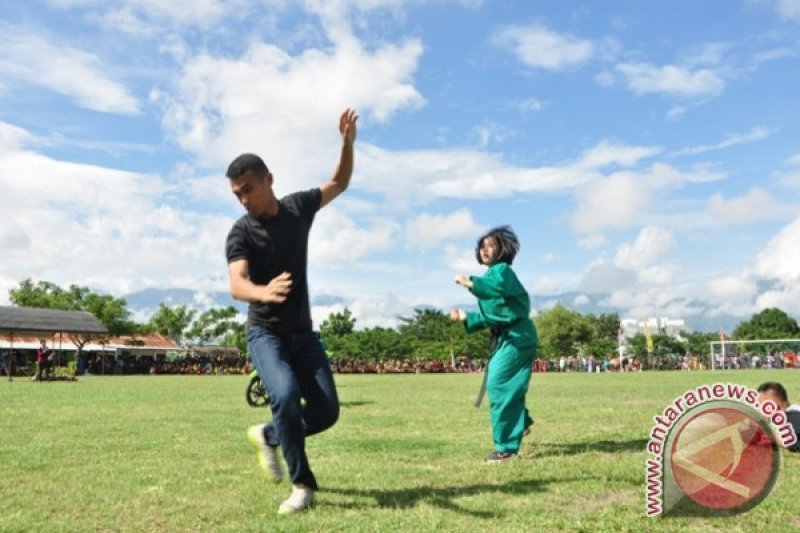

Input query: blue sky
[1,0,799,330]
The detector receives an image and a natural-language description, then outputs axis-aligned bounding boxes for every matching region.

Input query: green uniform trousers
[487,339,535,453]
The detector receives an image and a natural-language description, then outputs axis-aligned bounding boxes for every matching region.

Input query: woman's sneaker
[278,484,315,514]
[485,451,518,463]
[523,411,534,437]
[247,424,284,482]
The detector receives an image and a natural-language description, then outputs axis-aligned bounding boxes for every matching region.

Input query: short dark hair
[475,225,520,265]
[226,153,269,179]
[758,381,789,403]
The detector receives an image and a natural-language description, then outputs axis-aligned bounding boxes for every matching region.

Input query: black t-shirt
[225,188,321,332]
[787,406,800,452]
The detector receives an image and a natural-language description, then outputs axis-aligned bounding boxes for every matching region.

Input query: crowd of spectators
[5,349,800,378]
[329,356,485,374]
[708,351,798,370]
[80,353,251,376]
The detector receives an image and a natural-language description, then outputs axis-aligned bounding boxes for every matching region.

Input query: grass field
[2,369,799,532]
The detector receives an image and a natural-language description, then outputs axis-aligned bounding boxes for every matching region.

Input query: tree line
[8,279,800,363]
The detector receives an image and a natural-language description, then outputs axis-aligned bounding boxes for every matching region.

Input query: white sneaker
[247,424,283,482]
[278,484,315,514]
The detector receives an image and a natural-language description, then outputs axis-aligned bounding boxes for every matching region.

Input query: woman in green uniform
[451,226,537,463]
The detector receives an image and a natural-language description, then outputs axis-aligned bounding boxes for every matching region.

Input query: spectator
[757,382,800,452]
[35,339,52,382]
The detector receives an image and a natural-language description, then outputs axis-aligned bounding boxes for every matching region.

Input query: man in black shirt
[226,109,358,514]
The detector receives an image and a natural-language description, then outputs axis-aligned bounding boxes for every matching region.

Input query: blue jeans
[247,326,339,490]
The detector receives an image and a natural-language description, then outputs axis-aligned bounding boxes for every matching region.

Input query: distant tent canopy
[0,305,108,335]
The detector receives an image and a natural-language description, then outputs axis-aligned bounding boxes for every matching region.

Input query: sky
[1,0,799,331]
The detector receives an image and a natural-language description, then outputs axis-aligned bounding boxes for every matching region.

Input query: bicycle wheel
[246,375,269,408]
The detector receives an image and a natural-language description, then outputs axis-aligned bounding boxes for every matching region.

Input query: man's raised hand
[340,108,358,146]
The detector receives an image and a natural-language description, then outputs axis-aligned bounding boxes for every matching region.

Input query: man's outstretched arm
[320,108,358,208]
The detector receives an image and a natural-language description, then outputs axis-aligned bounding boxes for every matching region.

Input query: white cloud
[45,0,256,34]
[603,286,707,321]
[754,216,800,282]
[672,127,772,157]
[358,144,593,203]
[573,294,590,306]
[569,163,725,233]
[755,284,800,315]
[752,47,795,63]
[518,98,543,113]
[614,226,675,270]
[708,188,782,225]
[615,62,725,97]
[0,141,233,298]
[444,245,483,276]
[574,140,661,170]
[469,122,512,148]
[0,122,31,154]
[578,233,607,250]
[309,207,398,267]
[403,208,484,249]
[637,265,677,285]
[361,139,667,206]
[678,42,730,68]
[157,34,425,178]
[491,24,594,71]
[776,0,800,21]
[706,275,759,308]
[570,171,647,232]
[578,261,638,294]
[0,28,140,114]
[666,105,687,121]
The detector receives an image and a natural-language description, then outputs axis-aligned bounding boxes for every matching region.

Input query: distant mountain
[123,288,246,319]
[122,288,743,333]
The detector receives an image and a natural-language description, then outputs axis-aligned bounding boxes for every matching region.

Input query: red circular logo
[670,406,778,511]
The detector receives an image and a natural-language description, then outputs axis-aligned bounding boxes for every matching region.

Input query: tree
[733,308,800,340]
[9,279,134,364]
[397,308,483,360]
[625,333,648,360]
[146,303,196,344]
[320,307,356,338]
[585,312,621,342]
[583,338,617,360]
[10,279,74,310]
[684,332,718,358]
[187,306,241,345]
[354,327,410,359]
[535,304,592,359]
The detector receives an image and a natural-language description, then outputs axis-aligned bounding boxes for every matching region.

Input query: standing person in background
[225,109,358,514]
[450,226,537,463]
[35,339,52,382]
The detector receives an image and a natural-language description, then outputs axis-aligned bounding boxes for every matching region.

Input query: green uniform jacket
[463,262,538,349]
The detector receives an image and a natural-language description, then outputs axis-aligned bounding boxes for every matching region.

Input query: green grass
[1,370,799,532]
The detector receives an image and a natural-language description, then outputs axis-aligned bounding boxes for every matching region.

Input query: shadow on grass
[339,400,374,408]
[527,438,649,458]
[325,475,599,518]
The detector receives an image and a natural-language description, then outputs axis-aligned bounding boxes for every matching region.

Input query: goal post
[709,338,800,370]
